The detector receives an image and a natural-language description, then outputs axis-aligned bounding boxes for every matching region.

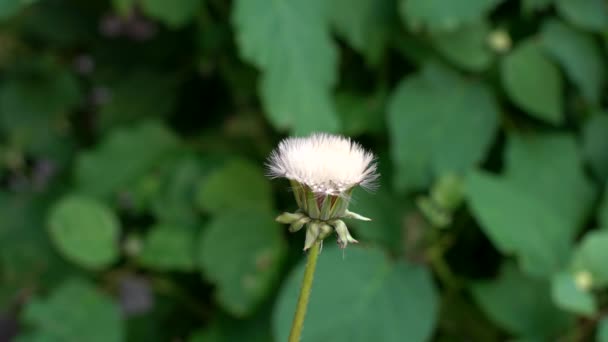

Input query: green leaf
[189,309,272,342]
[521,0,554,13]
[0,0,36,20]
[387,64,499,191]
[572,230,608,287]
[99,71,179,131]
[140,0,201,28]
[198,210,286,316]
[76,120,179,199]
[600,183,608,228]
[551,271,596,316]
[335,91,385,136]
[504,133,594,230]
[349,187,404,253]
[0,62,80,151]
[273,245,438,342]
[430,21,493,72]
[597,317,608,342]
[195,158,273,214]
[399,0,502,32]
[21,278,124,342]
[150,156,209,227]
[111,0,135,15]
[466,171,571,276]
[20,2,96,47]
[48,195,120,270]
[501,40,563,124]
[330,0,394,65]
[138,224,197,271]
[583,113,608,182]
[556,0,608,32]
[0,194,72,307]
[472,263,571,339]
[540,19,605,104]
[233,0,339,133]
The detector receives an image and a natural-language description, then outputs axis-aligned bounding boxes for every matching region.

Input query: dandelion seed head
[267,133,378,195]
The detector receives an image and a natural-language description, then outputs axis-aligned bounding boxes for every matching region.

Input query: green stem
[289,241,321,342]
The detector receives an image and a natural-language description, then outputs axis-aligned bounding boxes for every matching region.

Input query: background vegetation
[1,0,608,341]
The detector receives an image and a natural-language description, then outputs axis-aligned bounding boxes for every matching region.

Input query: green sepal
[343,209,371,221]
[331,219,358,249]
[319,195,333,220]
[289,216,310,233]
[304,191,321,219]
[319,223,333,240]
[304,221,321,251]
[275,212,305,224]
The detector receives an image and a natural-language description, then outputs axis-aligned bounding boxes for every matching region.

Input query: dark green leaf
[472,263,571,339]
[188,309,272,342]
[21,278,124,342]
[48,195,120,270]
[330,0,394,65]
[430,21,493,72]
[598,317,608,342]
[335,91,385,136]
[198,210,286,316]
[76,121,179,199]
[556,0,608,32]
[600,183,608,228]
[0,63,80,152]
[140,0,201,28]
[541,19,605,104]
[195,158,273,214]
[0,194,71,307]
[0,0,36,20]
[521,0,554,14]
[399,0,502,32]
[111,0,135,15]
[583,113,608,182]
[387,64,499,191]
[273,245,438,342]
[138,224,197,271]
[501,40,563,124]
[150,156,208,227]
[349,187,404,252]
[99,71,179,131]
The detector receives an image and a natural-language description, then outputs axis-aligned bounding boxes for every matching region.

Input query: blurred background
[1,0,608,341]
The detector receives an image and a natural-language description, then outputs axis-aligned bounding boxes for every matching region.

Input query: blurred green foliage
[0,0,607,341]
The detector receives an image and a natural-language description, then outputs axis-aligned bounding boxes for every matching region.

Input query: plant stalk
[288,241,321,342]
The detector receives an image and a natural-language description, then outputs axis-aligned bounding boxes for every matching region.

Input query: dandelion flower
[267,133,379,250]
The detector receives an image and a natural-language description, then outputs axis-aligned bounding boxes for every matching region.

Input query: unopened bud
[488,29,512,53]
[574,270,593,291]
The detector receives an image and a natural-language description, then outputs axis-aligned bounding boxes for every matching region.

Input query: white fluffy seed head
[266,133,379,195]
